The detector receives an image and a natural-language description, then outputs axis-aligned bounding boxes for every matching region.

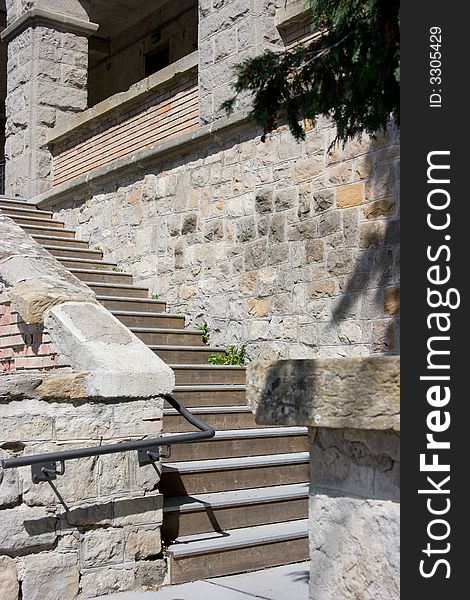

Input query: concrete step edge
[58,258,116,266]
[42,245,101,255]
[167,519,309,557]
[20,223,76,234]
[162,452,310,474]
[163,483,309,513]
[162,427,307,442]
[173,385,246,391]
[87,283,148,291]
[0,205,52,217]
[32,234,87,243]
[163,405,251,415]
[113,310,182,318]
[150,345,225,351]
[98,297,165,305]
[69,267,133,276]
[169,364,245,370]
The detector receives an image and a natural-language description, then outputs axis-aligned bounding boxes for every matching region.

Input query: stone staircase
[0,196,309,584]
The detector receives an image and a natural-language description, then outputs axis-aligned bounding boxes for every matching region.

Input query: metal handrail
[0,394,215,479]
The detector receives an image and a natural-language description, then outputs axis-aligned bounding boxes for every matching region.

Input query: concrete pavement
[90,562,310,600]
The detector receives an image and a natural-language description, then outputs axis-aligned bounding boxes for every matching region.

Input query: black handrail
[0,393,215,472]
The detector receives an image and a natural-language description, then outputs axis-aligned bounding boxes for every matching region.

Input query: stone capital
[1,7,99,42]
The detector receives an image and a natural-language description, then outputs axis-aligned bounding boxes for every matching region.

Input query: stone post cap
[247,356,400,431]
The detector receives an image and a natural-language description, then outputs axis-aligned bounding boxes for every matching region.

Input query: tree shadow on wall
[330,136,400,355]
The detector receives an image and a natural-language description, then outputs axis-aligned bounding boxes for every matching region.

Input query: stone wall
[54,119,400,361]
[247,356,400,600]
[0,372,165,600]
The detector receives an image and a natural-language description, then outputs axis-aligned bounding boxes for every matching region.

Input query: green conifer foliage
[222,0,399,144]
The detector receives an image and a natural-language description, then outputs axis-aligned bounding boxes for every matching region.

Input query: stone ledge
[47,51,199,146]
[247,356,400,431]
[1,8,99,42]
[274,0,311,28]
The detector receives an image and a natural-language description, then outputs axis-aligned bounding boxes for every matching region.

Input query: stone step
[20,223,76,238]
[160,453,310,496]
[87,283,149,299]
[69,267,134,285]
[42,245,103,260]
[115,311,186,329]
[0,196,33,209]
[129,327,204,346]
[0,205,54,219]
[163,406,263,432]
[57,257,117,271]
[98,297,167,314]
[162,483,309,540]
[166,519,309,584]
[152,345,224,364]
[32,234,89,249]
[161,427,308,462]
[172,385,246,407]
[7,214,63,228]
[171,364,246,386]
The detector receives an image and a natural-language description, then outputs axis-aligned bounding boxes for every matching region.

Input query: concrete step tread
[161,426,307,442]
[42,244,101,256]
[167,519,309,557]
[20,223,76,234]
[87,283,148,291]
[99,297,165,305]
[130,327,199,334]
[0,204,52,216]
[113,310,182,318]
[32,233,86,241]
[173,385,246,391]
[69,267,133,276]
[162,452,310,474]
[169,364,245,370]
[58,258,116,267]
[0,195,30,203]
[163,483,309,513]
[1,209,55,220]
[8,215,61,226]
[150,344,224,352]
[163,405,251,415]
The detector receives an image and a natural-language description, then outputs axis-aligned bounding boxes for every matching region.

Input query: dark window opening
[145,44,170,77]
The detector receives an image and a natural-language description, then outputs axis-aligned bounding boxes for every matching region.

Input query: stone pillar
[1,0,98,198]
[248,356,400,600]
[198,0,283,125]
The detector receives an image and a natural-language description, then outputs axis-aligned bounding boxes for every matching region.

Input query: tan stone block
[336,183,363,208]
[36,372,89,400]
[126,188,142,205]
[248,298,269,317]
[309,280,336,298]
[363,199,397,220]
[125,527,161,560]
[0,556,19,600]
[239,271,257,295]
[294,157,324,183]
[384,287,400,315]
[181,285,197,300]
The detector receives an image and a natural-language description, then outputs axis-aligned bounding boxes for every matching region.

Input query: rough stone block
[82,528,124,567]
[0,555,19,600]
[124,527,161,560]
[21,552,79,600]
[0,506,57,555]
[247,356,400,431]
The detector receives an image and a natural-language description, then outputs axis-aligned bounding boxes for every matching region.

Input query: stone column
[198,0,283,125]
[248,356,400,600]
[1,0,98,198]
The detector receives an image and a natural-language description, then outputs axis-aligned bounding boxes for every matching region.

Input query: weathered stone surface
[44,301,175,398]
[309,495,399,600]
[135,559,167,590]
[21,552,80,600]
[0,449,20,507]
[79,566,135,599]
[125,527,161,561]
[35,372,89,400]
[247,356,400,431]
[0,555,19,600]
[82,528,124,567]
[0,216,96,324]
[0,506,57,555]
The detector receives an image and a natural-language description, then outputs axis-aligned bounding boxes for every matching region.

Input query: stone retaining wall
[53,120,400,361]
[0,372,165,600]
